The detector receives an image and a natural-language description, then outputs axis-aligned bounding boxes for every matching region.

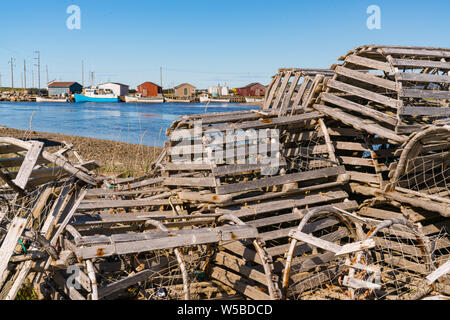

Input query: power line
[81,60,84,86]
[23,60,26,89]
[8,57,15,89]
[34,51,40,91]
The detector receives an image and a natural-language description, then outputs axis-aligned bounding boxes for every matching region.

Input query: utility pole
[24,60,26,89]
[9,57,15,89]
[81,60,84,87]
[34,51,40,91]
[46,65,49,86]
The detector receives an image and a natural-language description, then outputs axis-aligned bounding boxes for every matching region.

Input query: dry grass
[0,127,163,178]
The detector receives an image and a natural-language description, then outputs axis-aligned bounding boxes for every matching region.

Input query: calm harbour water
[0,101,257,147]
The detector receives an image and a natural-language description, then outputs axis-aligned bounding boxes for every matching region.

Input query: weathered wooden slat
[75,225,258,259]
[77,198,182,210]
[199,112,268,125]
[13,141,44,189]
[327,79,399,109]
[301,75,324,109]
[171,112,322,138]
[216,194,354,219]
[216,166,345,195]
[313,104,406,144]
[396,72,450,84]
[344,55,393,73]
[358,207,404,220]
[381,47,450,58]
[0,156,48,169]
[400,89,450,100]
[212,160,287,177]
[263,74,281,110]
[320,92,397,126]
[0,217,27,277]
[77,224,248,245]
[211,266,271,300]
[391,58,450,70]
[272,71,292,111]
[338,156,377,167]
[162,162,212,171]
[335,239,376,256]
[426,260,450,284]
[289,230,342,253]
[86,187,168,197]
[279,73,301,116]
[399,106,450,116]
[97,260,170,299]
[124,177,164,190]
[291,77,310,110]
[343,276,381,290]
[335,66,398,91]
[214,251,269,286]
[348,171,381,184]
[163,177,216,188]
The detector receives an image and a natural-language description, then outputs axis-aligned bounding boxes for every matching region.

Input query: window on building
[184,88,188,96]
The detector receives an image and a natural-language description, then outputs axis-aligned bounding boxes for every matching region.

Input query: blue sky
[1,0,449,89]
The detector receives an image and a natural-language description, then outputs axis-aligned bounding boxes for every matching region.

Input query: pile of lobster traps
[0,45,449,300]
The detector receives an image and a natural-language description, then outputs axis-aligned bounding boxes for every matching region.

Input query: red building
[236,83,266,97]
[137,82,163,97]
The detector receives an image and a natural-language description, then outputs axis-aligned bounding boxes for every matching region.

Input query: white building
[208,85,229,97]
[98,82,129,97]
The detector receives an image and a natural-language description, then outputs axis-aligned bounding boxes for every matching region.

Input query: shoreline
[0,99,262,106]
[0,126,163,177]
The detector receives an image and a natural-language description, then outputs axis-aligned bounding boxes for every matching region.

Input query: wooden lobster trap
[314,45,450,142]
[164,106,347,208]
[263,68,334,116]
[282,206,450,300]
[53,212,262,300]
[385,124,449,217]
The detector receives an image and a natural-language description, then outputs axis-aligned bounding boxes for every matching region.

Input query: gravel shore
[0,127,163,177]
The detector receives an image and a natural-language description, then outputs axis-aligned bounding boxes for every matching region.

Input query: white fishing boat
[199,93,230,103]
[75,87,120,103]
[125,95,165,103]
[164,97,193,103]
[245,97,264,103]
[36,97,69,103]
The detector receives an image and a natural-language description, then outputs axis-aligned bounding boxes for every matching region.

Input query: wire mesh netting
[285,217,450,300]
[87,243,216,300]
[390,127,450,200]
[281,123,337,173]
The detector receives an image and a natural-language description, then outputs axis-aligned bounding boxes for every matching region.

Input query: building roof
[48,82,80,88]
[139,81,162,88]
[175,83,196,89]
[237,82,265,89]
[98,82,129,87]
